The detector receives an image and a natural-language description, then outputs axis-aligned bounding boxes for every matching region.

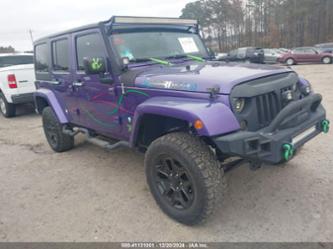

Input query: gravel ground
[0,64,332,242]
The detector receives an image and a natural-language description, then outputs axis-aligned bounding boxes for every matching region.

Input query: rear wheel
[145,132,223,225]
[286,58,295,66]
[0,92,16,118]
[322,56,332,64]
[42,106,74,152]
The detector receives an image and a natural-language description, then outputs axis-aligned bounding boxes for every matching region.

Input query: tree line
[0,46,15,53]
[180,0,333,52]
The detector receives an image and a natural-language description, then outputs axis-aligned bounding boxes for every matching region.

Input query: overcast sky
[0,0,193,51]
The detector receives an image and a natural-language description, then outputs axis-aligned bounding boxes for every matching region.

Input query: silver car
[263,49,283,64]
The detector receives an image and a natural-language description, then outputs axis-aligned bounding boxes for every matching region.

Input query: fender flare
[130,96,240,146]
[34,89,69,124]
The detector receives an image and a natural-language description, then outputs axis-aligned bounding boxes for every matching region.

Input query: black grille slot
[255,92,281,127]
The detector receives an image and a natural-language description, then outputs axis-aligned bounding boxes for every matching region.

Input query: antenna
[29,29,34,44]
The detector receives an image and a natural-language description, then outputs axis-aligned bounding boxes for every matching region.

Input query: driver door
[71,30,123,138]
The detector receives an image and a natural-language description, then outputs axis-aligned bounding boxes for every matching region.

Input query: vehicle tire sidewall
[0,94,8,116]
[42,106,74,152]
[286,58,294,65]
[145,142,208,224]
[322,56,331,64]
[43,107,60,151]
[0,93,15,118]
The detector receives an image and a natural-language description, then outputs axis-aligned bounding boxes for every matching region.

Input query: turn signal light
[194,120,204,130]
[7,74,17,89]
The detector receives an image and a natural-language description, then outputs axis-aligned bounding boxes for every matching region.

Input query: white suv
[0,53,36,117]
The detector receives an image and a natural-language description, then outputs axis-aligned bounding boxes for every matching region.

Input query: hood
[134,61,293,94]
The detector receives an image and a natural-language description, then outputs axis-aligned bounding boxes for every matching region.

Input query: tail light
[7,74,17,89]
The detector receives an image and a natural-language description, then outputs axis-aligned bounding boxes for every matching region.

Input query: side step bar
[63,126,130,151]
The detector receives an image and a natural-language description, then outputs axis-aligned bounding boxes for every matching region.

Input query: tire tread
[145,132,224,225]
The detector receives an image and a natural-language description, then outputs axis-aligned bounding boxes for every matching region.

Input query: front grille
[255,92,281,127]
[230,72,300,131]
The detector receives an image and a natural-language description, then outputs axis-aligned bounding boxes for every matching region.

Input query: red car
[279,47,333,65]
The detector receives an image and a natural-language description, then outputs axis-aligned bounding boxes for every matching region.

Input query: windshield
[0,55,33,68]
[110,32,208,62]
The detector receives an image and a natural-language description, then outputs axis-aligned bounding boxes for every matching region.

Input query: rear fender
[34,88,69,124]
[130,96,240,146]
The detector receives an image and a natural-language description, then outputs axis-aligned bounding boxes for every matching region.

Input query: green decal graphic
[106,89,150,115]
[321,119,330,134]
[282,143,294,161]
[82,109,117,128]
[84,89,150,130]
[91,58,103,71]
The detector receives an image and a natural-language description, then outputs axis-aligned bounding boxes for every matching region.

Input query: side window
[293,48,304,54]
[304,48,316,54]
[35,43,49,72]
[52,39,69,71]
[76,33,105,71]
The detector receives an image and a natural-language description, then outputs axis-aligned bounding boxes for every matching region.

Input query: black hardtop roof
[34,23,100,44]
[34,16,198,45]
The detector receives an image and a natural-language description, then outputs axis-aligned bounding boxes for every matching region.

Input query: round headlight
[233,98,245,113]
[300,85,312,96]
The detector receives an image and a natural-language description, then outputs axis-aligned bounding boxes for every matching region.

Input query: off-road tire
[285,58,295,66]
[322,56,332,64]
[42,106,74,152]
[145,132,224,225]
[0,92,16,118]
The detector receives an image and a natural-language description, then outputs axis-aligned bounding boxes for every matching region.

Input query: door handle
[108,87,115,94]
[73,81,84,87]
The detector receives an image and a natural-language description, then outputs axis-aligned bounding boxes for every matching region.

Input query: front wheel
[322,56,332,64]
[42,106,74,152]
[145,132,224,225]
[0,92,16,118]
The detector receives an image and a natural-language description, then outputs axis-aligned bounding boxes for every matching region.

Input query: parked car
[34,16,329,225]
[315,42,333,49]
[215,52,228,60]
[315,43,333,53]
[278,47,333,65]
[0,53,36,117]
[222,47,264,63]
[263,48,283,64]
[277,48,290,54]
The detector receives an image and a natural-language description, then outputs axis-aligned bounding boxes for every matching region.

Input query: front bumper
[11,93,34,104]
[213,94,328,164]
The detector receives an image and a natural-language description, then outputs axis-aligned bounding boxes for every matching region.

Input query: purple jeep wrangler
[33,16,329,225]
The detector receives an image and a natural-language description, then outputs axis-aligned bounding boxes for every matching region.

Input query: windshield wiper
[149,57,173,66]
[129,55,205,66]
[186,54,205,62]
[130,57,173,66]
[164,54,205,62]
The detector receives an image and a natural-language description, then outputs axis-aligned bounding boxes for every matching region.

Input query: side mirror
[83,57,106,75]
[121,57,130,71]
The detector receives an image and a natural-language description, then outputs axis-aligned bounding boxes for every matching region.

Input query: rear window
[0,55,33,68]
[35,43,49,72]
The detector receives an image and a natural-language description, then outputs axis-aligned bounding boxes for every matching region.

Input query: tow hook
[321,119,330,134]
[282,143,294,161]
